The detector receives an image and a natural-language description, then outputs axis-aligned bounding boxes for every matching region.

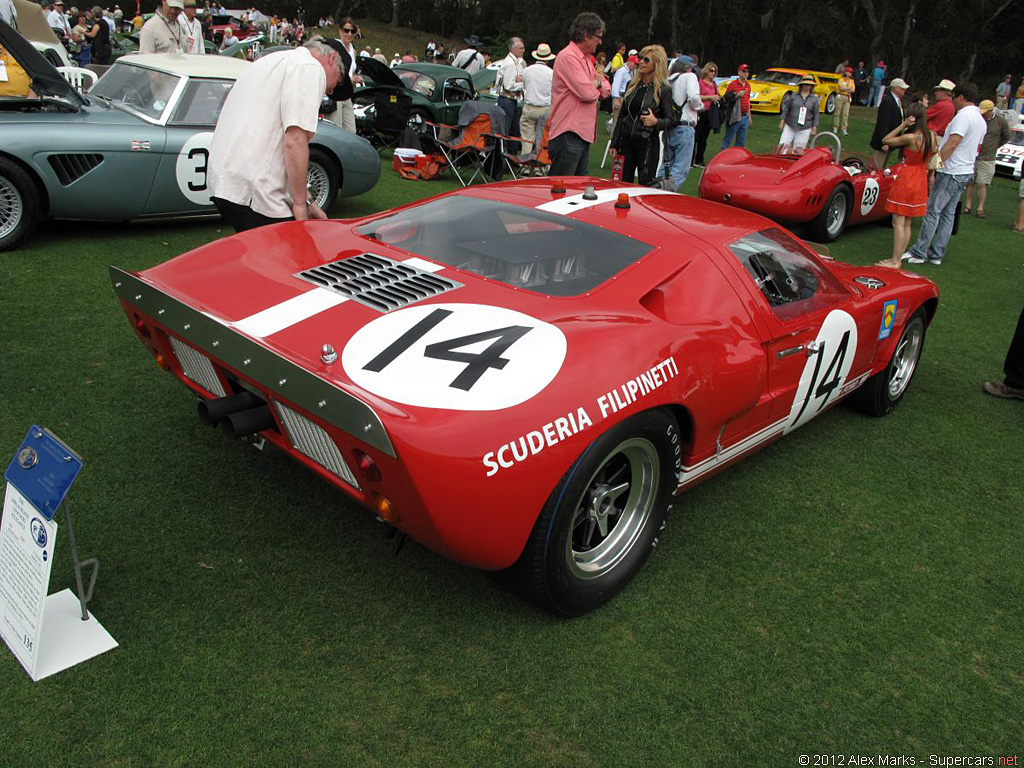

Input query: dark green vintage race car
[353,59,489,136]
[0,21,381,251]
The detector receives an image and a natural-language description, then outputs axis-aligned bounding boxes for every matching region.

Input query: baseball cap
[738,63,750,71]
[166,0,184,9]
[979,99,995,114]
[889,77,910,90]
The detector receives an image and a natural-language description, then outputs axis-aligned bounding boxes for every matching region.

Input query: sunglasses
[341,27,356,33]
[641,56,652,63]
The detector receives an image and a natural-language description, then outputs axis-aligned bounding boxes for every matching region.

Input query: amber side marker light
[155,353,170,371]
[375,494,398,523]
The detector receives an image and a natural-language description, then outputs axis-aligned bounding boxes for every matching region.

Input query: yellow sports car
[718,68,841,114]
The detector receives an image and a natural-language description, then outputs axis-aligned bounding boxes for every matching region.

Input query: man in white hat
[139,0,185,54]
[47,0,72,37]
[870,76,908,168]
[520,42,556,156]
[179,0,204,53]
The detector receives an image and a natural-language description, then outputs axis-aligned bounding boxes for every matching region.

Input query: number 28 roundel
[342,303,567,411]
[786,309,858,433]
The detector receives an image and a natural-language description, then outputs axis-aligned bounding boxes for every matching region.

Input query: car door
[440,75,474,124]
[145,77,234,215]
[724,227,876,433]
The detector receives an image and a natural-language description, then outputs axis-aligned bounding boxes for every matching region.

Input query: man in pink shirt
[548,11,610,175]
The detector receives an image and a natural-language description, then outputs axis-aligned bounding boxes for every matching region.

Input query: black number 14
[792,330,850,424]
[363,308,532,391]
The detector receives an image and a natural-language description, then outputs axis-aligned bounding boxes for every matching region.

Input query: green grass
[1,105,1022,766]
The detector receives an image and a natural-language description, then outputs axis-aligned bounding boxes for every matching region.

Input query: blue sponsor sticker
[878,300,898,340]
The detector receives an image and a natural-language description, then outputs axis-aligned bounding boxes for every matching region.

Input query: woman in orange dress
[876,103,933,269]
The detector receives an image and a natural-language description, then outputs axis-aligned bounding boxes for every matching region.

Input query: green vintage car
[0,21,381,251]
[352,59,481,136]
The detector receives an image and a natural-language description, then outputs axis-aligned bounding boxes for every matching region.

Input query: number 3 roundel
[342,303,567,411]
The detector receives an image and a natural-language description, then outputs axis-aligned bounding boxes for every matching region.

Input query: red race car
[111,178,938,616]
[699,132,899,242]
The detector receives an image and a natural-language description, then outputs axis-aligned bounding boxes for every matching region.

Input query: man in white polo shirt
[209,38,341,231]
[904,82,987,266]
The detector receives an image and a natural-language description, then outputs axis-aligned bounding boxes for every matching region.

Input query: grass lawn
[0,104,1021,765]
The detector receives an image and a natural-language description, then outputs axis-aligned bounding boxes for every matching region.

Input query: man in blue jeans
[721,64,752,149]
[657,55,701,190]
[904,82,987,265]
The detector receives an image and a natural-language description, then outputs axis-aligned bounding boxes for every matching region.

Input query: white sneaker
[900,251,914,261]
[905,254,927,264]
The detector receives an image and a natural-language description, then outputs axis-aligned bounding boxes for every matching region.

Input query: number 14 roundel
[342,304,567,411]
[786,309,858,433]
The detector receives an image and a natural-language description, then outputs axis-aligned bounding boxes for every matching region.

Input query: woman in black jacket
[610,45,674,185]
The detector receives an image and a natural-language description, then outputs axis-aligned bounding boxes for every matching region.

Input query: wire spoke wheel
[566,437,660,580]
[0,175,24,241]
[306,161,331,209]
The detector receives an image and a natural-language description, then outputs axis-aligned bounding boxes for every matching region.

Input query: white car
[995,124,1024,179]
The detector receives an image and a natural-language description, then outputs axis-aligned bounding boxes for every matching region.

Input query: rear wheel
[504,409,679,617]
[0,157,40,252]
[809,184,850,242]
[850,308,927,416]
[307,147,339,212]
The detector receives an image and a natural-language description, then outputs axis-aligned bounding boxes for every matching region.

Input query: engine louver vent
[48,153,104,186]
[295,253,461,313]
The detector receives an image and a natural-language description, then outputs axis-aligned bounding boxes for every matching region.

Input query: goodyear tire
[809,184,851,242]
[506,409,679,617]
[0,157,40,252]
[850,308,927,416]
[307,147,339,212]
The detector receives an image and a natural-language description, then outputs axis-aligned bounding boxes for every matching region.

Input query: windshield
[1009,129,1024,147]
[357,197,654,296]
[90,62,180,120]
[755,71,802,86]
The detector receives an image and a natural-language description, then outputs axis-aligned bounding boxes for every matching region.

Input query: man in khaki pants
[833,66,855,135]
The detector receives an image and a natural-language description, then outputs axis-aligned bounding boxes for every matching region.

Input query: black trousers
[617,133,658,185]
[694,113,712,166]
[213,197,293,233]
[1004,307,1024,389]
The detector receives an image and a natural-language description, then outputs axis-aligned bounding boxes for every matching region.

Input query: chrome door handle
[805,341,821,356]
[777,345,805,359]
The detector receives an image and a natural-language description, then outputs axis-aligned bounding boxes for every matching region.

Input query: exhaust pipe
[221,406,275,440]
[198,391,263,426]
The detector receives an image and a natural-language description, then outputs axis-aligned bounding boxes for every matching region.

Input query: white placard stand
[0,484,117,681]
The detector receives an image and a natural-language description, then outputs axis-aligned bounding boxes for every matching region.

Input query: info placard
[0,484,57,678]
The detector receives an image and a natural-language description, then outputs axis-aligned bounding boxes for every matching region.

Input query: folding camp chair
[423,102,508,186]
[502,113,552,179]
[369,89,414,151]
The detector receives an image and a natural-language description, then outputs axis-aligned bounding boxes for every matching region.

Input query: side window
[169,80,234,126]
[443,77,472,103]
[729,229,849,321]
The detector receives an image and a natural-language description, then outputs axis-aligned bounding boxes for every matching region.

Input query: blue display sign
[4,426,83,521]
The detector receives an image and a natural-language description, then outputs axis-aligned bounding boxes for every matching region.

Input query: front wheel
[850,308,927,416]
[505,409,679,616]
[809,184,850,242]
[0,157,40,252]
[307,147,339,212]
[825,93,837,114]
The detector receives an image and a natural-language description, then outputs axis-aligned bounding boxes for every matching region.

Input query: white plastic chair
[56,66,98,94]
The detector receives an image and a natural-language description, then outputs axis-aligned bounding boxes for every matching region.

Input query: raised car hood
[0,17,83,106]
[355,55,404,89]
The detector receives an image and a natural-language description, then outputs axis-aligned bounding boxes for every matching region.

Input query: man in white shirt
[904,82,988,265]
[208,38,341,231]
[139,0,184,54]
[609,54,637,132]
[452,34,485,74]
[47,1,71,37]
[495,37,525,142]
[520,43,555,155]
[178,0,204,53]
[657,55,702,191]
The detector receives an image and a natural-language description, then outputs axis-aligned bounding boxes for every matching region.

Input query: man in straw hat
[520,42,556,156]
[927,78,957,134]
[963,99,1010,218]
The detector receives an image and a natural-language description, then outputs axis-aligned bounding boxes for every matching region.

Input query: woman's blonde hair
[701,61,718,79]
[624,44,669,105]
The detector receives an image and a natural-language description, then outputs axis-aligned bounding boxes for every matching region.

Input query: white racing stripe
[676,418,788,487]
[232,256,446,338]
[537,186,678,215]
[234,288,348,338]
